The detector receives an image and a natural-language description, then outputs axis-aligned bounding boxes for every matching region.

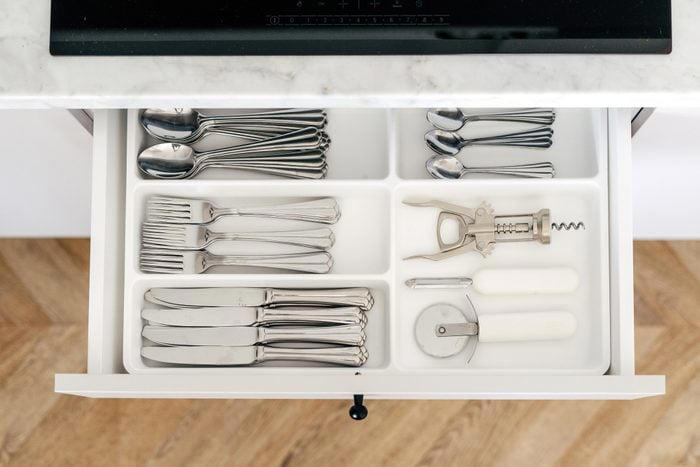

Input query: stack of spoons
[424,108,557,179]
[138,108,330,179]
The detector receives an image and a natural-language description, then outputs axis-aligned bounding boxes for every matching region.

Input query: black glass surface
[50,0,672,55]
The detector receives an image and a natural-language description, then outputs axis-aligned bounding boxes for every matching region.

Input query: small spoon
[425,127,553,156]
[426,154,555,179]
[427,108,556,131]
[141,108,327,143]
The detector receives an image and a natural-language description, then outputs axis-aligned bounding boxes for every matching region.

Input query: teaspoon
[427,108,556,131]
[426,154,555,179]
[425,126,553,156]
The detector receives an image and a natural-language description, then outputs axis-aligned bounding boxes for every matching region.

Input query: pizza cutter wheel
[414,298,577,362]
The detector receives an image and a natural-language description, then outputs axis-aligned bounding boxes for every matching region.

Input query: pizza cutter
[414,296,577,362]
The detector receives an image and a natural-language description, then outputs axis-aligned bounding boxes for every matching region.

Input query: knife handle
[258,306,367,327]
[259,325,366,346]
[266,288,374,311]
[259,345,369,367]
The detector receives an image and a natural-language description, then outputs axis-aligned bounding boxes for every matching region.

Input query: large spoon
[139,145,327,179]
[427,108,556,131]
[425,126,553,156]
[141,108,327,143]
[426,154,555,179]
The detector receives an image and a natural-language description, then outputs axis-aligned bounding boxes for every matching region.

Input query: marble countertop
[1,1,699,109]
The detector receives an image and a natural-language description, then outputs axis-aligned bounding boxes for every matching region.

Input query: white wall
[0,109,697,238]
[0,110,92,236]
[632,108,700,239]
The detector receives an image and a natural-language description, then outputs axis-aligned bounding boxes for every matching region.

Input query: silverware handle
[212,252,333,274]
[199,108,324,118]
[266,288,374,311]
[468,108,555,124]
[468,139,553,149]
[199,109,326,125]
[465,126,553,144]
[211,227,335,250]
[258,306,368,326]
[463,162,555,178]
[204,157,325,168]
[260,325,366,346]
[204,164,327,180]
[217,198,341,224]
[208,123,311,135]
[258,345,368,366]
[199,128,322,159]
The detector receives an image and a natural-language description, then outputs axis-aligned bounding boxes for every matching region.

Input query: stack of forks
[140,196,341,274]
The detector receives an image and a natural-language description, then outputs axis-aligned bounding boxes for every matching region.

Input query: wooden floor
[0,239,698,467]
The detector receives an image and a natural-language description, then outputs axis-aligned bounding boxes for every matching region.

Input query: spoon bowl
[425,130,462,156]
[426,108,466,131]
[426,154,465,179]
[138,143,198,178]
[141,109,202,141]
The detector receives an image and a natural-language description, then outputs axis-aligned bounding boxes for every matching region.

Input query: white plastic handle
[471,267,579,295]
[478,311,577,343]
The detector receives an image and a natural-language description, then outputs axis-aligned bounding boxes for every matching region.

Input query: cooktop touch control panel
[50,0,672,55]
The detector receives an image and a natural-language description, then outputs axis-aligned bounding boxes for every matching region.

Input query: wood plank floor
[0,239,698,467]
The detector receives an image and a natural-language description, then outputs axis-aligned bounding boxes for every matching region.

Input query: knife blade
[145,287,373,311]
[142,324,366,346]
[146,288,267,308]
[143,307,261,326]
[142,345,259,365]
[141,345,368,366]
[142,306,367,327]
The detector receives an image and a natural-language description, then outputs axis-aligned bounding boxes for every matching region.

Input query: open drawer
[55,108,664,404]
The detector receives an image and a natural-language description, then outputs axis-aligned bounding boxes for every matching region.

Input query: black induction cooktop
[50,0,672,55]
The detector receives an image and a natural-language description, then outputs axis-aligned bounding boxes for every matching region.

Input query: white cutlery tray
[123,108,609,375]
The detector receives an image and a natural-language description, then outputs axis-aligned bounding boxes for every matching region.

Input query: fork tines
[142,223,188,248]
[146,196,196,223]
[140,249,187,274]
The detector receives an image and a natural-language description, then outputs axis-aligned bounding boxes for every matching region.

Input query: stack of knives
[141,287,374,367]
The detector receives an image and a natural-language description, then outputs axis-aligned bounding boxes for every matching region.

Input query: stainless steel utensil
[141,149,329,179]
[415,301,575,361]
[144,287,374,311]
[427,108,556,131]
[141,108,327,144]
[425,126,553,156]
[141,224,335,251]
[139,250,333,274]
[403,200,585,259]
[145,197,341,225]
[138,127,329,179]
[142,324,366,346]
[426,154,555,179]
[404,267,580,295]
[142,306,368,327]
[142,344,369,366]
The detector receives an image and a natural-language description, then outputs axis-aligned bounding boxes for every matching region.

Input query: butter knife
[142,306,367,327]
[142,345,369,367]
[142,324,366,346]
[145,287,374,311]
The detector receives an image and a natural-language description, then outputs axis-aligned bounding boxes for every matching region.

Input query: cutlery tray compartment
[125,278,391,373]
[54,108,665,400]
[396,108,606,180]
[129,109,391,181]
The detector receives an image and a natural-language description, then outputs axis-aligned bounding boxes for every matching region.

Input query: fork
[140,249,334,274]
[141,224,335,251]
[146,197,341,225]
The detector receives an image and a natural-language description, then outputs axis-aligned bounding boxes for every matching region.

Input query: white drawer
[55,108,664,403]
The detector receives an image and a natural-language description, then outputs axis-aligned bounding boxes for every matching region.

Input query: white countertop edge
[3,91,700,110]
